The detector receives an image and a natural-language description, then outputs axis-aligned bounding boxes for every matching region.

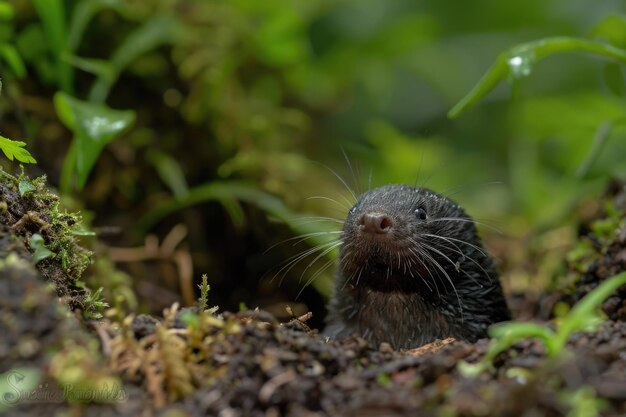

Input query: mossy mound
[2,172,626,416]
[0,168,100,316]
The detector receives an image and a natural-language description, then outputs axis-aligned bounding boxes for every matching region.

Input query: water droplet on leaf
[506,51,535,80]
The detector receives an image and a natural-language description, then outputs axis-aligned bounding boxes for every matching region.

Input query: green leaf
[449,37,626,119]
[18,178,36,196]
[68,0,122,52]
[138,181,337,296]
[29,234,55,264]
[0,43,26,78]
[83,287,109,320]
[69,223,96,236]
[553,271,626,352]
[89,14,181,102]
[254,10,306,67]
[32,0,72,92]
[32,0,67,56]
[146,149,189,199]
[487,321,556,356]
[54,92,135,189]
[0,135,37,164]
[576,120,619,179]
[0,2,14,20]
[138,181,294,232]
[591,14,626,49]
[63,54,115,82]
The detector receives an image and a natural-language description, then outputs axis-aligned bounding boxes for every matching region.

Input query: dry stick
[107,224,195,306]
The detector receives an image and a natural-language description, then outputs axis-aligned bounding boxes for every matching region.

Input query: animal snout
[358,212,393,233]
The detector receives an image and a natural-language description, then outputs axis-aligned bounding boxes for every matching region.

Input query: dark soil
[2,173,626,417]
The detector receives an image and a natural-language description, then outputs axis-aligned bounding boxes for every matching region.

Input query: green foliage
[590,201,624,244]
[54,92,135,189]
[21,1,179,192]
[146,150,189,199]
[18,177,36,196]
[8,0,626,302]
[0,1,26,78]
[87,14,181,103]
[83,286,109,320]
[32,0,71,91]
[560,386,607,417]
[376,372,392,387]
[0,136,36,164]
[448,37,626,119]
[140,181,300,232]
[425,12,626,233]
[29,233,55,263]
[459,272,626,377]
[139,180,337,295]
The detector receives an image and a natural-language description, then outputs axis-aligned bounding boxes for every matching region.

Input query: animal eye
[414,207,427,220]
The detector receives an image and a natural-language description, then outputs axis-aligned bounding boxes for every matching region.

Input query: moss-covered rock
[0,167,103,318]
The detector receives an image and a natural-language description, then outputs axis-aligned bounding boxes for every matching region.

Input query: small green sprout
[459,271,626,377]
[560,385,607,417]
[83,287,109,320]
[179,309,201,329]
[376,372,392,387]
[197,273,210,311]
[29,233,56,263]
[18,178,37,197]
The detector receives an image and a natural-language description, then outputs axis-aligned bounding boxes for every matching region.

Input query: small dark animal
[324,184,510,349]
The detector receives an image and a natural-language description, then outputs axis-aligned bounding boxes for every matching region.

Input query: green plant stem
[449,37,626,119]
[552,271,626,352]
[576,121,613,179]
[463,272,626,378]
[32,0,73,93]
[486,322,557,360]
[60,142,77,194]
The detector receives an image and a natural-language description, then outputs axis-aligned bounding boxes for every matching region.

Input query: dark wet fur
[324,184,510,349]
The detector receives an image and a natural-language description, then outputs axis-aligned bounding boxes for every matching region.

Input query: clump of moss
[0,166,104,319]
[557,180,626,319]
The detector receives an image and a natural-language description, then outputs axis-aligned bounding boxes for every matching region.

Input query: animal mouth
[348,240,421,272]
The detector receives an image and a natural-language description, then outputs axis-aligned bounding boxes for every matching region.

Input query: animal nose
[358,212,393,233]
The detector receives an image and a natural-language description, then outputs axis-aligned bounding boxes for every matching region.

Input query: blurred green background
[2,0,626,325]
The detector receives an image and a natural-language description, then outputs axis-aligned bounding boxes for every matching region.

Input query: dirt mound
[2,171,626,416]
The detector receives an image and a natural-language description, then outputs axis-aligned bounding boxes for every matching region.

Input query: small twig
[106,224,195,306]
[406,337,456,357]
[174,249,194,306]
[92,322,113,356]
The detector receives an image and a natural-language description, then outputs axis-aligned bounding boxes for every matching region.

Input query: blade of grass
[449,37,626,119]
[32,0,72,93]
[553,271,626,352]
[68,0,122,52]
[88,14,182,102]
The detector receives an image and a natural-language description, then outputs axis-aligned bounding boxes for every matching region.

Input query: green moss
[0,166,103,319]
[590,201,624,246]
